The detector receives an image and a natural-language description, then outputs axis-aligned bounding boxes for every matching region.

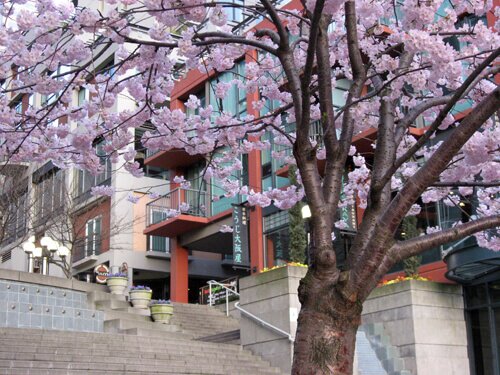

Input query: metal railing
[146,187,210,226]
[145,148,162,159]
[206,280,294,342]
[72,237,101,263]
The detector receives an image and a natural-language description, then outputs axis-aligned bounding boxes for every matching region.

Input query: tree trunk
[291,269,362,374]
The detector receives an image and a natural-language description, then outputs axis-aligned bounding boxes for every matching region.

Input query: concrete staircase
[87,291,240,341]
[362,323,411,375]
[169,302,240,339]
[0,327,284,374]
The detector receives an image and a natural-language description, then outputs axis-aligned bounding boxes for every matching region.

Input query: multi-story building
[0,0,498,372]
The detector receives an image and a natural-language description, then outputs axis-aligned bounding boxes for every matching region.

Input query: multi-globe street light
[22,236,70,275]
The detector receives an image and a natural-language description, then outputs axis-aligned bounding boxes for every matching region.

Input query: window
[0,187,28,246]
[465,282,500,375]
[134,127,168,180]
[33,168,65,228]
[77,87,88,106]
[74,141,112,199]
[209,61,246,119]
[224,0,244,23]
[147,235,169,253]
[41,65,70,107]
[14,100,22,114]
[98,57,117,79]
[84,216,102,257]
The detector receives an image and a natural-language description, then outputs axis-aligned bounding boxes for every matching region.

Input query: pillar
[246,50,265,274]
[170,238,189,303]
[167,166,189,302]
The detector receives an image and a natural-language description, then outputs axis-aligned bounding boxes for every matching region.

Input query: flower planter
[106,277,128,295]
[129,289,152,309]
[150,304,174,324]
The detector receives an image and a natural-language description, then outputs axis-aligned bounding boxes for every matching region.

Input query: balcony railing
[72,236,102,263]
[146,187,211,227]
[145,148,162,159]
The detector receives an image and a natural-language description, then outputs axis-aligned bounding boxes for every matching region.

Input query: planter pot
[106,277,128,295]
[150,304,174,324]
[129,290,152,309]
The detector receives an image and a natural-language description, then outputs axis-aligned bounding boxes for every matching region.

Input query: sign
[232,204,249,267]
[199,277,238,305]
[94,264,109,284]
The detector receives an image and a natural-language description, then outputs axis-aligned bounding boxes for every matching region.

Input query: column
[246,50,265,274]
[170,238,189,303]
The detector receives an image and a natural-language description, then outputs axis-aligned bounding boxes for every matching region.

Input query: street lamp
[301,204,311,219]
[301,204,312,265]
[22,235,66,276]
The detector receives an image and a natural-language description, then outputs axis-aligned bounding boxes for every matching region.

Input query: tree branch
[432,181,500,187]
[390,215,500,262]
[380,47,500,187]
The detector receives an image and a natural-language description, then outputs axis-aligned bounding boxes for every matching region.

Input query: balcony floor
[144,149,205,169]
[144,214,209,237]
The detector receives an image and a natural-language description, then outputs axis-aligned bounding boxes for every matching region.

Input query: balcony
[72,237,101,267]
[144,148,205,169]
[145,188,210,237]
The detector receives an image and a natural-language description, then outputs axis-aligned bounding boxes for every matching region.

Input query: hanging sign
[232,204,250,267]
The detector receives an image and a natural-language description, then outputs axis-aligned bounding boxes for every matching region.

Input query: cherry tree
[0,0,499,373]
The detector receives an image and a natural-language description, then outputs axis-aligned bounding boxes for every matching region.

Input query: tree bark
[291,266,362,374]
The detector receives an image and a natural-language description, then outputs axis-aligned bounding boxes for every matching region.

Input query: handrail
[207,280,239,316]
[234,302,294,342]
[206,280,294,343]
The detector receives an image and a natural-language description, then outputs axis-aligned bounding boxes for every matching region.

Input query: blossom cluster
[0,0,498,251]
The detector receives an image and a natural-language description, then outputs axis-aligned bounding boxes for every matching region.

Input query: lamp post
[301,205,312,265]
[22,235,69,276]
[22,240,35,273]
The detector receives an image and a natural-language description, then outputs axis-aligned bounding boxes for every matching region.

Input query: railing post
[209,282,213,306]
[226,289,229,316]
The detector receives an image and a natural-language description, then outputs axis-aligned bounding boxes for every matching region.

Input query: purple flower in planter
[130,285,151,291]
[108,272,127,278]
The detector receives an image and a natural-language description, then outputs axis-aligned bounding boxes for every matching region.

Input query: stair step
[95,299,131,310]
[103,318,180,333]
[198,329,240,343]
[87,291,126,304]
[119,327,193,340]
[114,307,151,316]
[103,309,151,322]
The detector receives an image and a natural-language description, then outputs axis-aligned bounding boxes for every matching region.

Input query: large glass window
[465,281,500,375]
[209,61,246,119]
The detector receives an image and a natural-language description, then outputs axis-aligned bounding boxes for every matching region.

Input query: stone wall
[239,266,306,374]
[363,280,470,375]
[0,269,105,332]
[239,268,470,375]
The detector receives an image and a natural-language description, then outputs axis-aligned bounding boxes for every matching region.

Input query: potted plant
[129,285,152,309]
[106,272,128,295]
[150,300,174,323]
